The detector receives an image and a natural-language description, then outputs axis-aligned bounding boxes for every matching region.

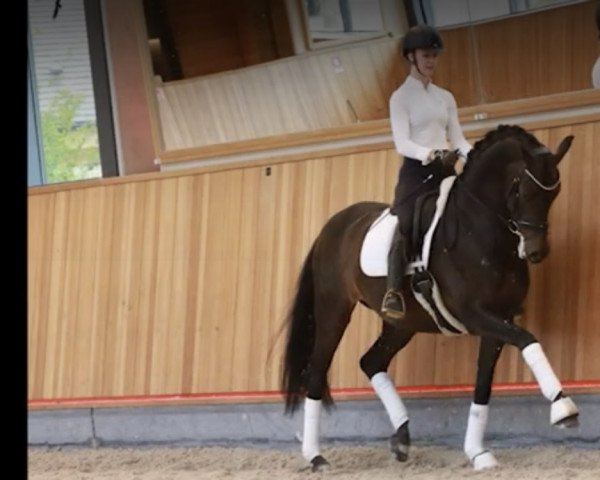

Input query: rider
[381,24,473,321]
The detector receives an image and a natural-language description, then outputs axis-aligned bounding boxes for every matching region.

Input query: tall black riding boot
[381,228,407,321]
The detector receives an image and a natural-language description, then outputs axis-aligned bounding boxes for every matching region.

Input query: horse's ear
[554,135,574,164]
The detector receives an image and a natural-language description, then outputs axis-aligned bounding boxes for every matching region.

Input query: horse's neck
[453,158,520,259]
[461,161,510,219]
[444,134,528,263]
[462,133,529,212]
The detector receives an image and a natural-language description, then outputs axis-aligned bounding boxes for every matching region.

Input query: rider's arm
[446,93,472,164]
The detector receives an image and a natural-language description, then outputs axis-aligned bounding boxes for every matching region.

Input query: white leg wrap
[302,398,321,462]
[522,343,562,402]
[464,403,498,470]
[370,372,409,430]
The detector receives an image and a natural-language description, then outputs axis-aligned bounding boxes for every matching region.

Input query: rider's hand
[427,149,460,169]
[454,156,466,175]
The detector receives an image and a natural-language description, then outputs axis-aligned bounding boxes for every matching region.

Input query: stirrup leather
[411,269,434,297]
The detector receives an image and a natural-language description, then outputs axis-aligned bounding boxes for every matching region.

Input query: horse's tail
[281,244,333,415]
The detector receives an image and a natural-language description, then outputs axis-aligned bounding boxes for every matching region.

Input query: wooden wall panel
[165,0,243,77]
[156,37,407,149]
[431,25,481,107]
[28,118,599,402]
[155,2,596,151]
[475,1,599,103]
[163,0,290,78]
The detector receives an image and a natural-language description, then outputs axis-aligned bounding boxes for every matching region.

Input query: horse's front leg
[464,337,503,470]
[522,342,580,427]
[468,309,579,428]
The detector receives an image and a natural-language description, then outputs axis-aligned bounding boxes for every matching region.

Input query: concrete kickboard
[28,394,599,448]
[28,408,93,446]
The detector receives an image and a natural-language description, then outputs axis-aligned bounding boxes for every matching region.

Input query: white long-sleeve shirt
[389,75,472,165]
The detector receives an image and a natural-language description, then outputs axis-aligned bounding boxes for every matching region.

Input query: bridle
[507,146,560,235]
[458,145,560,258]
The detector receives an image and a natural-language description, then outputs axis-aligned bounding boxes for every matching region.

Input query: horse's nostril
[528,252,544,263]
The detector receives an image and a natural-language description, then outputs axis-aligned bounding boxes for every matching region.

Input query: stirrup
[381,290,406,320]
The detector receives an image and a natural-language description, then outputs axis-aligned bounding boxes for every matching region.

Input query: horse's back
[328,201,388,224]
[311,202,387,287]
[318,201,388,242]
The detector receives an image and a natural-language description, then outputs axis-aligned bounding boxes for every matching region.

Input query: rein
[455,177,513,230]
[456,165,560,236]
[455,174,530,260]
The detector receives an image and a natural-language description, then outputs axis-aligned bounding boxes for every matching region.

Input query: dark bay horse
[281,125,578,471]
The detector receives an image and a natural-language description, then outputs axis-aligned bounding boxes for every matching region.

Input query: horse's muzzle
[523,230,549,264]
[526,241,549,263]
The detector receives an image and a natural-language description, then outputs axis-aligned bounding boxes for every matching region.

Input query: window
[301,0,387,47]
[28,0,117,186]
[411,0,581,28]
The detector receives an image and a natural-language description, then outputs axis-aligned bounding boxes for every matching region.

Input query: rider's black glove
[428,149,460,169]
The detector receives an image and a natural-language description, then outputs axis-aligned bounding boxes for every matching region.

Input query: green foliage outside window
[40,90,100,183]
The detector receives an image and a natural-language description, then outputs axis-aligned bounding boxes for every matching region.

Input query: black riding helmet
[402,25,444,60]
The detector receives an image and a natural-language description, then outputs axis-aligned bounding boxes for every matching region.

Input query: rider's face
[411,48,440,79]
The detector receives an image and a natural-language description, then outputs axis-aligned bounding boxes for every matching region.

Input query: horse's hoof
[311,455,331,472]
[393,450,408,462]
[471,451,498,471]
[555,413,580,429]
[551,396,579,427]
[390,422,410,462]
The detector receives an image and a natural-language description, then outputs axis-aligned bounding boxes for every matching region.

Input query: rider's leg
[382,226,407,320]
[383,156,436,321]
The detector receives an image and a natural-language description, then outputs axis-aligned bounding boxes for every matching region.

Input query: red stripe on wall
[28,381,600,409]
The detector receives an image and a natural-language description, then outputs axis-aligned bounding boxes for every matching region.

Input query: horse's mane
[463,124,541,175]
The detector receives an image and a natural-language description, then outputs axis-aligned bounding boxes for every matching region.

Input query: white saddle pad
[359,208,397,277]
[359,176,457,277]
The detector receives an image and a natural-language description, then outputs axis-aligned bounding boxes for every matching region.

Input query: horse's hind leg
[301,294,354,472]
[359,323,414,462]
[464,337,503,470]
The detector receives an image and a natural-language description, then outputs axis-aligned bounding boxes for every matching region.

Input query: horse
[280,125,578,471]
